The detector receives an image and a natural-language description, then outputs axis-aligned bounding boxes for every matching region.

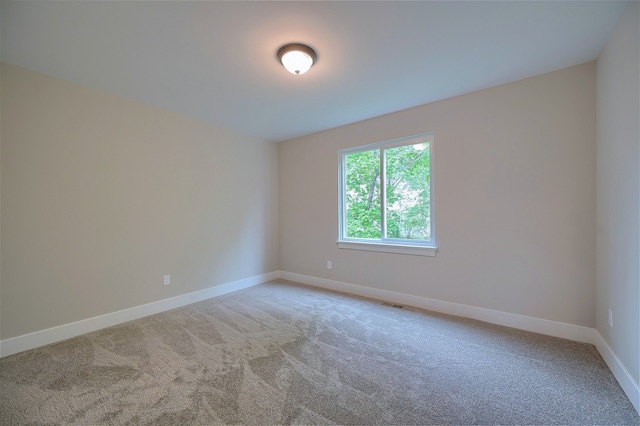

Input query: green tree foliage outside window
[342,135,432,243]
[345,149,382,239]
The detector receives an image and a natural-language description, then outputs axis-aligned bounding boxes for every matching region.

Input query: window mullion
[380,148,386,240]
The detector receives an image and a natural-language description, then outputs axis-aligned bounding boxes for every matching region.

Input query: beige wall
[0,8,3,350]
[279,62,596,327]
[0,63,279,340]
[596,2,640,386]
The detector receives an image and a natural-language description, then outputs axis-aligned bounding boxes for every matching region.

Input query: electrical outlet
[164,275,171,286]
[608,309,613,327]
[326,261,332,269]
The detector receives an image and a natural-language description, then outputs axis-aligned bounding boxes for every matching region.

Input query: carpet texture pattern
[1,280,638,425]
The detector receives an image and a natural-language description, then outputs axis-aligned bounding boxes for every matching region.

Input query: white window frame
[338,133,437,256]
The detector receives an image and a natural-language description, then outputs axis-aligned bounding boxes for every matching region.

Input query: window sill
[337,240,437,257]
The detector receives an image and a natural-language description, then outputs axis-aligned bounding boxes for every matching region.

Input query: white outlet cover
[164,275,171,285]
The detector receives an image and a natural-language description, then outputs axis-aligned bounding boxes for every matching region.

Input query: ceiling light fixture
[277,43,317,75]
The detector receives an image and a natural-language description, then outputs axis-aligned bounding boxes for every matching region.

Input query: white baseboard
[593,331,640,413]
[279,270,639,415]
[3,270,638,416]
[280,271,595,343]
[0,271,278,358]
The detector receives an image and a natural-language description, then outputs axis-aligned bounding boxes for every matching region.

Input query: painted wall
[596,1,640,389]
[0,7,3,354]
[0,63,279,340]
[279,62,596,327]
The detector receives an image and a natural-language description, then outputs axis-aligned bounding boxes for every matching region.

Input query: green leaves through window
[339,134,436,255]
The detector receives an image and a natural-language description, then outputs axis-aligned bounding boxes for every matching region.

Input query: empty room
[1,1,639,424]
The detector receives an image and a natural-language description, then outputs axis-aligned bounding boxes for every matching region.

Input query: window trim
[337,133,437,256]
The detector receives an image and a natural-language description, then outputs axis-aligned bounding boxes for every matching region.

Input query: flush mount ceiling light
[277,43,317,75]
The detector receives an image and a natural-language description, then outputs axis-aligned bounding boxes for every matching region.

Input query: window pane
[385,143,430,240]
[345,149,381,238]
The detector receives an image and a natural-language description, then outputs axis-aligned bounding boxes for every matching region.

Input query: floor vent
[382,302,405,309]
[389,304,404,309]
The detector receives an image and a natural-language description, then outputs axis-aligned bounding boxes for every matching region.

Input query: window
[338,133,436,256]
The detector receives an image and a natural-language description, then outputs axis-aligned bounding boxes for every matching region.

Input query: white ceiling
[1,1,628,142]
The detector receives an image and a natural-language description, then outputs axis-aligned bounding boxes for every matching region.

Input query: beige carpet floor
[1,280,638,425]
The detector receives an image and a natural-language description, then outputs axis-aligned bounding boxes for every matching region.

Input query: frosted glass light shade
[281,51,313,75]
[277,43,317,75]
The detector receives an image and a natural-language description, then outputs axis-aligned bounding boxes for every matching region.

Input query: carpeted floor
[1,280,638,425]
